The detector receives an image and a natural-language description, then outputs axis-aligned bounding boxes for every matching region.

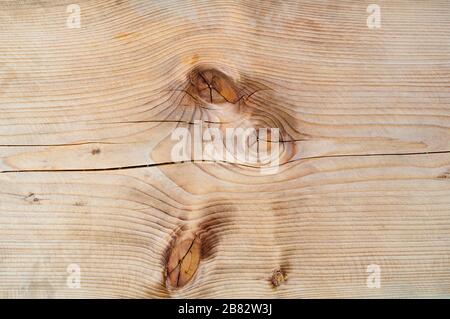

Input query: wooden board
[0,0,449,298]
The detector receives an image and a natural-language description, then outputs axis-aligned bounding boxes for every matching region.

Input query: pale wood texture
[1,0,450,298]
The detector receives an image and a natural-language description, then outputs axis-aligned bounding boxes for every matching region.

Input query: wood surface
[0,0,449,298]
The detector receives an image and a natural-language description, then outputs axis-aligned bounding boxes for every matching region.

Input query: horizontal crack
[0,161,176,173]
[0,141,121,147]
[295,150,450,161]
[1,150,449,174]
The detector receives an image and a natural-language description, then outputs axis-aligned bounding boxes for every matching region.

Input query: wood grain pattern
[0,0,449,298]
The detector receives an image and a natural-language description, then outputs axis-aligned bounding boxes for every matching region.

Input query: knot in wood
[166,232,201,288]
[188,67,240,104]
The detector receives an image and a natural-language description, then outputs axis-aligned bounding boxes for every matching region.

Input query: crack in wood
[1,150,449,174]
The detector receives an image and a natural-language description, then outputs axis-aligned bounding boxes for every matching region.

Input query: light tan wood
[0,0,449,298]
